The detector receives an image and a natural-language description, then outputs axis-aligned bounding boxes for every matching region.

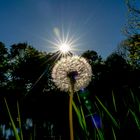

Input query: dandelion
[52,56,92,92]
[51,55,92,140]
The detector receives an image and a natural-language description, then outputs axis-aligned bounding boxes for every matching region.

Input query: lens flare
[44,27,83,58]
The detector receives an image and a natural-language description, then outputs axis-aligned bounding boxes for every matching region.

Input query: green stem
[69,81,74,140]
[69,93,74,140]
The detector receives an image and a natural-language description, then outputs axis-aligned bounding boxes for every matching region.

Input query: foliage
[0,42,140,139]
[120,0,140,69]
[124,0,140,35]
[119,34,140,68]
[0,42,9,88]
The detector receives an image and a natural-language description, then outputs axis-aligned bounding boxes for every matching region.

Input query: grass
[1,88,140,140]
[4,98,21,140]
[95,96,120,128]
[73,88,140,139]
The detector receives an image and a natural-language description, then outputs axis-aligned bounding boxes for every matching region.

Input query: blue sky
[0,0,127,58]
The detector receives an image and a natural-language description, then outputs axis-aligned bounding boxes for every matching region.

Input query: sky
[0,0,127,58]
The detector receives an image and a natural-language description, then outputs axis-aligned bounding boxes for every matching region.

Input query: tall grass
[73,89,140,139]
[2,88,140,140]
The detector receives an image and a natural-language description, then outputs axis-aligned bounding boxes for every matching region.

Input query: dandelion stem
[69,93,74,140]
[69,80,74,140]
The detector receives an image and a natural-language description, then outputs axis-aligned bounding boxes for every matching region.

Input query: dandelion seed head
[52,56,92,92]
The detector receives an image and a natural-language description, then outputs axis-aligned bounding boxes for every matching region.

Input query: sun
[59,43,71,54]
[45,27,83,58]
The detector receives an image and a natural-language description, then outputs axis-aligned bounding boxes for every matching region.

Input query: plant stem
[69,93,74,140]
[69,82,74,140]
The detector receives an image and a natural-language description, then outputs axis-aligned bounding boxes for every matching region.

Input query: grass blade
[76,93,88,133]
[112,127,116,140]
[91,115,104,140]
[95,96,120,128]
[72,101,84,130]
[4,98,21,140]
[130,89,135,104]
[129,109,140,130]
[112,91,117,112]
[17,101,23,140]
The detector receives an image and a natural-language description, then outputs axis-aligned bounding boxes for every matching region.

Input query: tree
[81,50,102,63]
[81,50,107,97]
[105,52,130,87]
[0,42,9,90]
[124,0,140,36]
[119,0,140,68]
[6,43,50,99]
[81,50,103,81]
[119,34,140,68]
